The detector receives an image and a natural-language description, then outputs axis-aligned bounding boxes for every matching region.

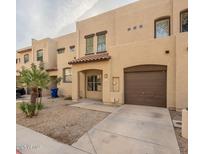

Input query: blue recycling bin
[50,88,58,98]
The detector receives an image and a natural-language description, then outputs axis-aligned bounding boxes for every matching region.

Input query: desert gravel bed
[169,110,188,154]
[16,101,109,145]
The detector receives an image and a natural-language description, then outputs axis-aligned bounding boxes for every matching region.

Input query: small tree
[18,63,50,117]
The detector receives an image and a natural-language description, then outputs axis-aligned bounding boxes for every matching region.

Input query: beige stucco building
[16,0,188,110]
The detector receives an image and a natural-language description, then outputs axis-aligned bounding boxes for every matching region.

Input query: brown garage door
[124,65,167,107]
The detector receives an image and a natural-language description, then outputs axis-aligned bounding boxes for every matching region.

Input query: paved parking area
[72,105,180,154]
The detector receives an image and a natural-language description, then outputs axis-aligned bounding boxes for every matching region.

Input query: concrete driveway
[72,105,180,154]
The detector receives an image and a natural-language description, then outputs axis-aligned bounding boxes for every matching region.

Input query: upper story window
[180,10,188,32]
[37,50,43,61]
[69,45,75,52]
[154,17,170,38]
[57,48,65,54]
[24,54,29,63]
[97,31,107,52]
[85,34,94,54]
[16,58,20,64]
[63,68,72,83]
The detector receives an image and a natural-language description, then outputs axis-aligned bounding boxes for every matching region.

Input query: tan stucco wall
[173,0,188,109]
[55,33,77,96]
[16,0,188,109]
[72,61,111,103]
[114,0,173,44]
[47,39,57,69]
[76,11,115,58]
[109,36,176,107]
[175,33,188,109]
[71,0,188,108]
[173,0,188,34]
[32,38,58,70]
[16,50,32,75]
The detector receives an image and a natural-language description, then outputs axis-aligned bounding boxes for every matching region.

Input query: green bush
[19,102,44,117]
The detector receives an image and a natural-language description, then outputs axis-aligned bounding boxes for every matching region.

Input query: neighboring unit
[16,0,188,110]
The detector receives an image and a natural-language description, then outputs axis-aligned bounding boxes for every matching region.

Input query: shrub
[19,102,44,117]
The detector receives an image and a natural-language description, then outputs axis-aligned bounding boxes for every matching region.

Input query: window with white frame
[155,17,170,38]
[24,54,29,63]
[69,45,75,52]
[85,36,94,54]
[57,48,65,54]
[87,75,102,91]
[37,50,43,61]
[63,68,72,82]
[16,58,20,63]
[97,34,106,52]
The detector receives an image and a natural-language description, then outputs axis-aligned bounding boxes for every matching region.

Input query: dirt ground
[169,110,188,154]
[16,99,109,145]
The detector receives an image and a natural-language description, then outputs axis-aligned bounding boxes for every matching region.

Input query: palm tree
[19,63,50,104]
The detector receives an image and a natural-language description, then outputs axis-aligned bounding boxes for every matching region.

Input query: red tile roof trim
[68,53,111,64]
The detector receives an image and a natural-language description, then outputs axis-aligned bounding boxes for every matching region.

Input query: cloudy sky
[16,0,138,50]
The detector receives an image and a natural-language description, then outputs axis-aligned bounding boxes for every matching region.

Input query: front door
[86,70,102,100]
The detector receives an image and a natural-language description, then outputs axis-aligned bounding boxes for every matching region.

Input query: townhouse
[16,0,188,110]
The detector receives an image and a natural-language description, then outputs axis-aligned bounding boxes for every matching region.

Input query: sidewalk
[16,124,88,154]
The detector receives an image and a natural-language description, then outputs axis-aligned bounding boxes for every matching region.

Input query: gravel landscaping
[16,99,109,145]
[169,110,188,154]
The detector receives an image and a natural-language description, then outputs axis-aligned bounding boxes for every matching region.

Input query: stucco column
[102,69,111,104]
[72,69,79,102]
[79,72,86,98]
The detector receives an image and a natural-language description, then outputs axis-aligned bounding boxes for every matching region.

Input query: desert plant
[18,63,50,118]
[19,102,44,117]
[19,63,50,104]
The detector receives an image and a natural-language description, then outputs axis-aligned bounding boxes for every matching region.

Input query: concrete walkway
[71,99,119,113]
[72,105,180,154]
[16,124,88,154]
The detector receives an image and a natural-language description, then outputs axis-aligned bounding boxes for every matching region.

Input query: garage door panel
[124,69,166,107]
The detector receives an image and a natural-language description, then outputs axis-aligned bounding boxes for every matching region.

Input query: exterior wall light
[104,74,108,79]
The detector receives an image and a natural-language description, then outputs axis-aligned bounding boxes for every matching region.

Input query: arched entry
[79,69,103,100]
[124,65,167,107]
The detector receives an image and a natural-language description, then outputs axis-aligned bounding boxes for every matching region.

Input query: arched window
[180,9,188,32]
[154,16,170,38]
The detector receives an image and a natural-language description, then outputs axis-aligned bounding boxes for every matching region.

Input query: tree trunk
[40,95,42,104]
[39,89,42,104]
[31,87,38,104]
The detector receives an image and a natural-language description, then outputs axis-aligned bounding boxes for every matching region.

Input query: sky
[16,0,139,50]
